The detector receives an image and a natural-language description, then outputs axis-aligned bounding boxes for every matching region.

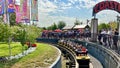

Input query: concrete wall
[36,38,59,44]
[49,46,61,68]
[74,40,120,68]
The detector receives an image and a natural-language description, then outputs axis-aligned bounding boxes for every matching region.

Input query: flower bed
[26,42,37,47]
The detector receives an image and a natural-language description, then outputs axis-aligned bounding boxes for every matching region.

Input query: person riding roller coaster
[75,45,88,56]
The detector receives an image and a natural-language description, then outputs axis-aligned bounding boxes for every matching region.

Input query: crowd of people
[59,40,88,56]
[98,28,119,50]
[41,28,119,52]
[41,30,91,39]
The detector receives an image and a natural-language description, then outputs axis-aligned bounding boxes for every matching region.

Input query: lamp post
[5,0,11,60]
[117,15,120,36]
[117,15,120,29]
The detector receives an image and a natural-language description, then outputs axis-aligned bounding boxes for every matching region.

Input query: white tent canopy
[62,25,73,30]
[73,24,87,29]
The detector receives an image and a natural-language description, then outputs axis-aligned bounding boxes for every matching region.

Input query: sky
[38,0,120,27]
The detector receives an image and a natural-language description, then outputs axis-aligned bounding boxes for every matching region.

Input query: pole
[5,0,11,60]
[117,15,120,36]
[30,0,32,25]
[117,15,120,30]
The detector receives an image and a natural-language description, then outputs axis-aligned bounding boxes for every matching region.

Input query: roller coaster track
[56,44,78,68]
[56,43,103,68]
[36,38,103,68]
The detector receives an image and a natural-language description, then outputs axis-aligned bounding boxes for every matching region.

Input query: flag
[14,0,21,23]
[0,0,5,15]
[31,0,38,21]
[15,5,21,23]
[8,0,15,13]
[22,0,30,23]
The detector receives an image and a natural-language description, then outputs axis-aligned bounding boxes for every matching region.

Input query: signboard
[0,0,4,15]
[21,0,30,23]
[93,1,120,16]
[31,0,38,21]
[8,0,15,13]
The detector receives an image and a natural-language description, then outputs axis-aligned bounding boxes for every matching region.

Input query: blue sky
[38,0,120,27]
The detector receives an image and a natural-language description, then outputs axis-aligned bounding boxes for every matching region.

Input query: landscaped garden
[0,42,27,57]
[0,43,58,68]
[0,22,59,68]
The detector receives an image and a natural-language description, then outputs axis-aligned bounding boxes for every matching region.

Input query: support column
[91,18,98,42]
[118,21,120,36]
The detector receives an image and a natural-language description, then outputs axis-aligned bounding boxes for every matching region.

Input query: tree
[10,13,16,26]
[58,21,66,29]
[51,23,57,30]
[16,27,27,54]
[26,25,41,44]
[98,23,110,30]
[0,23,14,59]
[47,26,52,30]
[42,27,46,30]
[74,18,80,25]
[108,21,117,30]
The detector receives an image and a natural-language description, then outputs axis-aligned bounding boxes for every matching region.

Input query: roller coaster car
[76,55,90,68]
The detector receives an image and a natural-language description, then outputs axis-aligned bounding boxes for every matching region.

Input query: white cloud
[38,0,57,13]
[97,10,120,23]
[38,0,120,27]
[38,12,76,27]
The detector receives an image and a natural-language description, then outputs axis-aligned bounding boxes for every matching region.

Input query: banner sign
[93,1,120,16]
[0,0,4,15]
[31,0,38,21]
[21,0,30,23]
[8,0,15,13]
[15,5,21,23]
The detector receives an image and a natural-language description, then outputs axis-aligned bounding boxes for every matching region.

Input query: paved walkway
[89,54,103,68]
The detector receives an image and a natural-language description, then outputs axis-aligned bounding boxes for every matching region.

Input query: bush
[26,42,30,45]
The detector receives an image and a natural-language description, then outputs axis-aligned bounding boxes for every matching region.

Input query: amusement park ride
[58,40,90,68]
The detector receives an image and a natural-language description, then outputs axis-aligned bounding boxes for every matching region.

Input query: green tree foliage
[0,22,41,55]
[47,23,58,30]
[58,21,66,29]
[26,25,41,44]
[74,19,80,25]
[52,23,57,30]
[0,23,13,42]
[15,25,41,54]
[98,23,110,30]
[10,13,16,26]
[0,23,15,58]
[108,21,117,30]
[47,26,52,30]
[42,27,46,30]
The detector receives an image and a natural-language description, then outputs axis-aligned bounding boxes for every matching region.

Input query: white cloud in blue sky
[38,0,120,27]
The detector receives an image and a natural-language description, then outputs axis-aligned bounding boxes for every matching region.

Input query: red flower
[32,44,37,47]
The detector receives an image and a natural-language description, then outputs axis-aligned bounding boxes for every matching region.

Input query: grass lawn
[0,43,59,68]
[0,42,27,57]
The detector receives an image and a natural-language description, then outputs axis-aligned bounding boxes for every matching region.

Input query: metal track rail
[56,44,78,68]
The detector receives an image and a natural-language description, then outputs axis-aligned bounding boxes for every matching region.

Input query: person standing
[98,30,102,45]
[113,28,119,50]
[107,28,113,48]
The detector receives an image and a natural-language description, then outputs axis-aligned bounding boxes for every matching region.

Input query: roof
[62,25,73,30]
[73,25,88,29]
